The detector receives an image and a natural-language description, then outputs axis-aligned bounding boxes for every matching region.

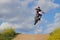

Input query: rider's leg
[38,14,42,20]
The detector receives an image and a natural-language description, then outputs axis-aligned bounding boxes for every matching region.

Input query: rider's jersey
[36,8,42,15]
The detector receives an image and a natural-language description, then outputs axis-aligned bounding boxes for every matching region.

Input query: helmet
[38,6,40,8]
[35,6,40,10]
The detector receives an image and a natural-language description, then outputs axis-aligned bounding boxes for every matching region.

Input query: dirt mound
[12,34,49,40]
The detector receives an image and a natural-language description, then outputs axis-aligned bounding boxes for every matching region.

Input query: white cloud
[35,0,59,12]
[0,0,12,4]
[54,13,60,22]
[34,27,43,34]
[0,22,25,30]
[0,22,13,30]
[45,13,60,33]
[0,8,11,14]
[0,0,59,34]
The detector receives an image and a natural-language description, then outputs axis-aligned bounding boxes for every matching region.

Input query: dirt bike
[34,15,40,25]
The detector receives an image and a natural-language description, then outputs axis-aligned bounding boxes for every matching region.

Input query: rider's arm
[41,10,45,14]
[39,8,45,14]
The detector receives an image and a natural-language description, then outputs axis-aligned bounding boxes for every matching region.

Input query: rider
[35,6,44,20]
[34,6,44,25]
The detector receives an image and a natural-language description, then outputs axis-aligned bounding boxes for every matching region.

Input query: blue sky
[0,0,60,34]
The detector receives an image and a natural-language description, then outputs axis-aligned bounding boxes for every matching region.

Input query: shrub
[0,28,16,40]
[48,28,60,40]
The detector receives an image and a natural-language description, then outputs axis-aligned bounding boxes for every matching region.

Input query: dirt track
[12,34,49,40]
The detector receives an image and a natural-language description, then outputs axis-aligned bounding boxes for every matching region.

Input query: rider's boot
[38,18,40,20]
